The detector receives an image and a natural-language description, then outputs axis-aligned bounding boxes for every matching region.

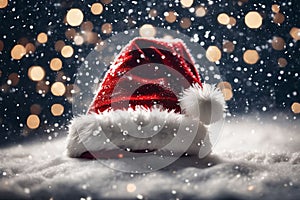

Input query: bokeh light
[245,11,263,29]
[66,8,84,27]
[28,66,45,81]
[278,58,287,68]
[195,6,206,17]
[243,50,260,64]
[206,46,221,62]
[272,4,280,13]
[165,11,177,23]
[0,40,4,51]
[290,27,300,41]
[11,44,26,60]
[271,36,286,51]
[91,3,103,15]
[180,17,191,29]
[26,114,40,129]
[180,0,193,8]
[222,41,235,53]
[101,23,113,34]
[126,183,137,193]
[51,82,66,96]
[50,58,63,71]
[139,24,156,37]
[30,104,41,115]
[61,45,74,58]
[8,73,19,86]
[51,104,64,116]
[37,32,48,44]
[291,102,300,114]
[217,13,230,25]
[0,0,8,9]
[273,13,285,24]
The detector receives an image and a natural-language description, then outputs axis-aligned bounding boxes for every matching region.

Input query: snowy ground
[1,116,300,200]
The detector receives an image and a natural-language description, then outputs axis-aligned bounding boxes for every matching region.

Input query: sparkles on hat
[66,38,225,159]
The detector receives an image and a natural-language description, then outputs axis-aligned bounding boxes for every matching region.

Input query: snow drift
[0,116,300,200]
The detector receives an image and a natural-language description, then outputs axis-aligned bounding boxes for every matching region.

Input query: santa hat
[66,38,226,159]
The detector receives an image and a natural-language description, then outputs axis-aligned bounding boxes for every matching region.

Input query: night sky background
[0,0,299,145]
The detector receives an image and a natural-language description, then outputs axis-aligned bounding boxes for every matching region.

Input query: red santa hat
[66,38,225,159]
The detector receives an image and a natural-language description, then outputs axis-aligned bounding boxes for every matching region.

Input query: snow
[1,116,300,199]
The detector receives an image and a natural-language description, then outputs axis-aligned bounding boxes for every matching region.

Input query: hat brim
[66,83,225,159]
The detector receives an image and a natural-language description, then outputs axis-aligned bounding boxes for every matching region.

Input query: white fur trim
[179,83,226,125]
[66,108,211,158]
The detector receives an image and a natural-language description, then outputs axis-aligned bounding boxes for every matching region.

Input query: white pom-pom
[179,83,226,124]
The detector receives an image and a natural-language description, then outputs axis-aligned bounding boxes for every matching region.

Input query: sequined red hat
[67,38,225,159]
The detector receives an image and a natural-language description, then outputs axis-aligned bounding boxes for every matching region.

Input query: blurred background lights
[50,58,63,71]
[28,66,45,81]
[245,11,263,29]
[180,0,194,8]
[271,36,286,51]
[0,0,8,9]
[101,23,113,34]
[66,8,84,27]
[26,114,40,129]
[206,46,221,62]
[139,24,156,37]
[51,104,64,116]
[243,50,260,64]
[61,45,74,58]
[37,32,48,44]
[272,4,280,13]
[290,27,300,41]
[0,40,4,51]
[217,81,233,101]
[291,103,300,114]
[91,3,103,15]
[51,82,66,96]
[195,6,206,17]
[180,17,191,29]
[11,44,26,60]
[217,13,230,25]
[165,11,177,23]
[126,183,136,193]
[278,58,288,68]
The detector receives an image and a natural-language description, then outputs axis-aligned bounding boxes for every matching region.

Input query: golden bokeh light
[245,11,263,29]
[278,58,287,68]
[195,6,206,17]
[28,66,45,81]
[165,11,177,23]
[139,24,156,37]
[37,32,48,44]
[180,0,193,8]
[206,46,222,62]
[51,104,64,116]
[101,0,112,4]
[8,73,19,86]
[126,183,137,193]
[243,50,260,64]
[30,104,41,115]
[229,17,237,26]
[91,3,103,15]
[222,41,235,53]
[0,40,4,51]
[273,13,285,24]
[222,88,233,101]
[180,17,191,29]
[101,23,113,34]
[25,43,36,54]
[149,9,157,18]
[27,114,40,129]
[11,44,26,60]
[55,40,65,52]
[61,45,74,58]
[291,102,300,114]
[271,36,286,51]
[272,4,280,13]
[289,27,300,41]
[51,82,66,96]
[217,81,232,91]
[74,35,84,45]
[0,0,8,9]
[217,13,230,25]
[66,8,84,27]
[50,58,63,71]
[81,21,94,31]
